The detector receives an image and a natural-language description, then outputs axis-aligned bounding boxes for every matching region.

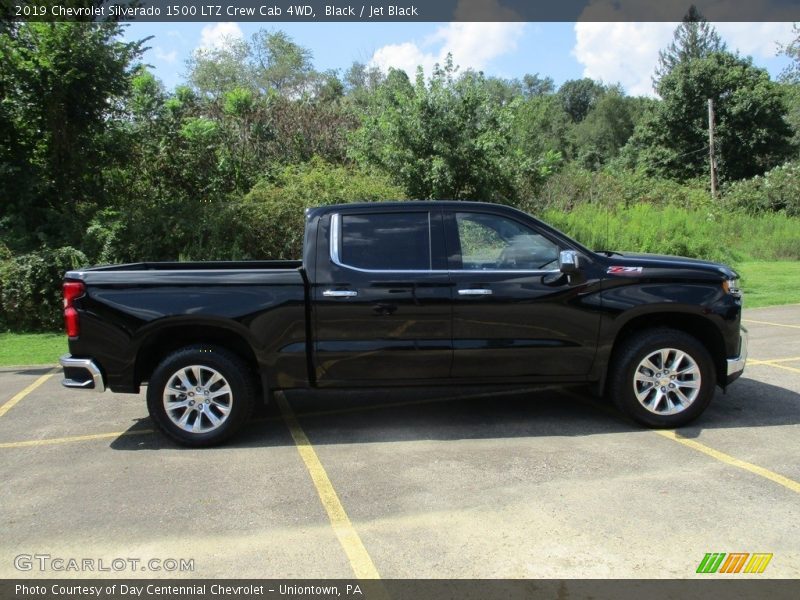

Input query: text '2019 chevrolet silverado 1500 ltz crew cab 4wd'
[59,201,747,446]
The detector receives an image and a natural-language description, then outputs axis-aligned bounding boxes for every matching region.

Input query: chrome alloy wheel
[633,348,701,416]
[162,365,233,434]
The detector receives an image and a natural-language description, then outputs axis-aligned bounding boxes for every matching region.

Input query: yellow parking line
[560,390,800,496]
[0,388,556,450]
[753,356,800,363]
[654,430,800,495]
[743,318,800,330]
[0,429,153,449]
[748,360,800,374]
[0,368,58,418]
[276,392,381,580]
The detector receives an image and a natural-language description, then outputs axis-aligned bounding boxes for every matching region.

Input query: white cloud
[716,22,795,59]
[574,22,797,98]
[371,41,436,77]
[197,22,243,52]
[574,22,672,97]
[369,0,524,77]
[370,22,525,77]
[154,46,178,64]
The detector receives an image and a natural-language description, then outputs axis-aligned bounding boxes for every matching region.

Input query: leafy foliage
[2,22,800,332]
[351,58,521,201]
[214,159,406,260]
[0,247,87,332]
[558,78,607,123]
[0,22,145,253]
[624,52,793,182]
[722,161,800,216]
[654,6,727,85]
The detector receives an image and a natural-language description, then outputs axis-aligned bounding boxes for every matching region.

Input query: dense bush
[0,247,88,332]
[210,158,406,260]
[528,165,711,211]
[722,161,800,216]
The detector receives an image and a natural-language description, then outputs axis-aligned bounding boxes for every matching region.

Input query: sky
[124,21,797,97]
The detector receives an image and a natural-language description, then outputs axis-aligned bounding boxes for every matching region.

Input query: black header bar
[4,0,800,23]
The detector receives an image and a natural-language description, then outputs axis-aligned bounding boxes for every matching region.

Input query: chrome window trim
[329,212,561,275]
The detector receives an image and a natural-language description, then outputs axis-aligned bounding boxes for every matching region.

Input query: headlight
[722,278,742,298]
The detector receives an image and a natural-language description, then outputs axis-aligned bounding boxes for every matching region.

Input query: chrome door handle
[458,289,493,296]
[323,289,358,298]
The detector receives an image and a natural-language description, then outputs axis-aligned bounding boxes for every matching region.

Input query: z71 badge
[607,266,643,274]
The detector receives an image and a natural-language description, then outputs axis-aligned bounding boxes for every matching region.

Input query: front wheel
[608,328,716,428]
[147,345,255,447]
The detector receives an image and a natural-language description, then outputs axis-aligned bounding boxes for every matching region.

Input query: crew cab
[59,201,747,446]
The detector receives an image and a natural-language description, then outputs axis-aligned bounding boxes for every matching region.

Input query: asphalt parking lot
[0,305,798,580]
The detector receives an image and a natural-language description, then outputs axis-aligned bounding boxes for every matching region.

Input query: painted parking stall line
[0,368,58,419]
[561,389,800,497]
[749,359,800,374]
[276,392,382,580]
[743,318,800,330]
[0,429,155,449]
[654,430,800,496]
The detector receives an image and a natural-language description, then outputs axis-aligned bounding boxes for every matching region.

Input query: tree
[623,52,792,182]
[557,78,607,123]
[511,93,572,160]
[778,23,800,83]
[350,58,517,201]
[571,87,640,169]
[654,6,726,86]
[522,73,555,97]
[250,30,314,95]
[186,38,252,99]
[0,22,145,252]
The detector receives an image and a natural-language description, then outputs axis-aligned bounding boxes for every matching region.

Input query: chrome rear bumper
[59,355,106,392]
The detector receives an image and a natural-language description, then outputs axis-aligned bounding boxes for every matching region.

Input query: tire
[146,345,256,447]
[607,328,716,428]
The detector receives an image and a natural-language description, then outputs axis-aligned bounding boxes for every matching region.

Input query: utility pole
[708,98,718,199]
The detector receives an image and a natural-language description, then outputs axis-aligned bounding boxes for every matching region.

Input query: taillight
[63,281,85,337]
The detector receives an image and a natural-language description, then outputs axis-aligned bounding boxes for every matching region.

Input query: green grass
[736,261,800,308]
[0,333,66,367]
[541,204,800,265]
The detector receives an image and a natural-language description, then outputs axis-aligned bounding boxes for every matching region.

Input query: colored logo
[607,265,643,274]
[696,553,773,574]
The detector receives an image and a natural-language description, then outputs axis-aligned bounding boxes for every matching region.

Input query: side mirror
[559,250,580,274]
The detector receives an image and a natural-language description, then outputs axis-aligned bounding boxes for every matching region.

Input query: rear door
[312,208,452,383]
[446,208,599,379]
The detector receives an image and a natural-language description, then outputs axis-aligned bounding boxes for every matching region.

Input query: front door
[446,209,599,379]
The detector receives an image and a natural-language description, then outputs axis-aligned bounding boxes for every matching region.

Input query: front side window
[455,212,559,270]
[340,212,431,270]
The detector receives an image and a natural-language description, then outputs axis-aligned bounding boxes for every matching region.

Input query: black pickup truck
[60,201,746,446]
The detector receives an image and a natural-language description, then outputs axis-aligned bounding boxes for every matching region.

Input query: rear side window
[340,212,431,270]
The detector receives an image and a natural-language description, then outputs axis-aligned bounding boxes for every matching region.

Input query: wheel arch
[133,321,266,399]
[601,312,727,395]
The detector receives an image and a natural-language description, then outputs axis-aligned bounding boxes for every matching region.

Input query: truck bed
[65,261,305,286]
[84,260,302,271]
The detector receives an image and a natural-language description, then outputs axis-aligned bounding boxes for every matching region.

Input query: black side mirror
[559,250,579,274]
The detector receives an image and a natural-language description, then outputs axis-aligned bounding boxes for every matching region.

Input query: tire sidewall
[147,346,253,446]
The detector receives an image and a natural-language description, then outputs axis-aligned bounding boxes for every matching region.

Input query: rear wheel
[608,328,716,428]
[147,345,255,447]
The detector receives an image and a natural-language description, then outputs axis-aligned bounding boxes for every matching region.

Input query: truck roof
[305,200,532,219]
